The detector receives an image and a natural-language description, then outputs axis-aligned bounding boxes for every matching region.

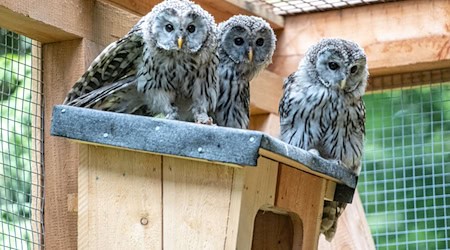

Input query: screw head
[140,217,149,225]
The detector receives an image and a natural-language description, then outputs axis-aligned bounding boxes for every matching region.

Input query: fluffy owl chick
[214,15,276,129]
[64,0,219,124]
[279,38,368,241]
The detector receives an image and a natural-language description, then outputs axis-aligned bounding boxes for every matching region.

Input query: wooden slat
[78,145,163,249]
[104,0,284,29]
[198,0,284,29]
[233,157,279,250]
[250,70,284,115]
[43,39,83,250]
[0,0,93,42]
[276,164,327,250]
[162,157,234,249]
[318,191,375,250]
[271,0,450,78]
[43,38,103,249]
[368,68,450,92]
[30,40,44,248]
[0,0,139,45]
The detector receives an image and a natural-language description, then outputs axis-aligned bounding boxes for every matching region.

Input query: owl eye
[234,37,244,46]
[256,38,264,46]
[328,62,339,70]
[165,24,174,32]
[187,25,196,33]
[350,65,358,74]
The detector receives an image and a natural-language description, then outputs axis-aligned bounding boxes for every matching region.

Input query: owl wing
[278,73,297,119]
[65,75,137,108]
[64,27,144,104]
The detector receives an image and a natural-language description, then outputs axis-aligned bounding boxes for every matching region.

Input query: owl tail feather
[320,200,347,241]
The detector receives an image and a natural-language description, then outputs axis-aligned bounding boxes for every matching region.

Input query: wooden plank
[249,113,280,137]
[198,0,284,29]
[43,38,104,249]
[78,145,162,249]
[0,0,139,44]
[43,39,83,250]
[103,0,284,29]
[0,0,93,42]
[250,70,283,115]
[259,148,344,189]
[162,157,235,249]
[318,190,375,250]
[368,68,450,92]
[276,164,327,250]
[30,40,44,248]
[233,157,279,250]
[270,0,450,78]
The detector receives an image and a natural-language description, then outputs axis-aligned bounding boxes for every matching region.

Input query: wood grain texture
[30,40,44,248]
[43,39,86,250]
[104,0,284,29]
[270,0,450,78]
[234,157,279,250]
[249,113,280,137]
[275,164,327,250]
[318,190,375,250]
[78,146,162,249]
[0,0,139,45]
[162,157,235,249]
[0,0,93,42]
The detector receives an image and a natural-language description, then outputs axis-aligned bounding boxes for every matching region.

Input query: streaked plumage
[65,0,219,124]
[279,38,368,241]
[214,15,276,129]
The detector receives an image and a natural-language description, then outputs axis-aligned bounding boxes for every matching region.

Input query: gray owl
[279,38,368,241]
[64,0,219,124]
[215,15,276,129]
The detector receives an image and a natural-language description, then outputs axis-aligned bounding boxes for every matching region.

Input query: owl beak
[178,37,183,49]
[248,47,253,62]
[340,79,347,89]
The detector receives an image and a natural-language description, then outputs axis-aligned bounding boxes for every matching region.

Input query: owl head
[143,0,217,54]
[218,15,276,69]
[304,38,368,97]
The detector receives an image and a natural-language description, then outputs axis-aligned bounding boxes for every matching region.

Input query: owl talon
[196,116,214,125]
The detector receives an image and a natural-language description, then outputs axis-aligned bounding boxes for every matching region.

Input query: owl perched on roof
[214,15,276,129]
[64,0,219,124]
[279,38,368,241]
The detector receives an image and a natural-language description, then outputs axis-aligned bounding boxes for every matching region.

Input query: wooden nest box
[51,105,357,250]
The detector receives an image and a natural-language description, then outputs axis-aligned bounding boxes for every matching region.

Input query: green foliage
[0,52,33,249]
[359,84,450,249]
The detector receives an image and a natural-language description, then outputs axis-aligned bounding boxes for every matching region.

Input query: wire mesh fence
[0,28,44,249]
[359,73,450,249]
[248,0,399,15]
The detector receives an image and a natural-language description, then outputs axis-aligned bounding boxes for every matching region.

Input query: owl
[64,0,219,124]
[278,38,368,241]
[214,15,276,129]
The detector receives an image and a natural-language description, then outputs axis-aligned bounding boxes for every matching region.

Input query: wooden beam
[250,70,283,115]
[0,0,139,45]
[104,0,284,29]
[198,0,284,29]
[0,0,93,42]
[43,38,105,249]
[271,0,450,78]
